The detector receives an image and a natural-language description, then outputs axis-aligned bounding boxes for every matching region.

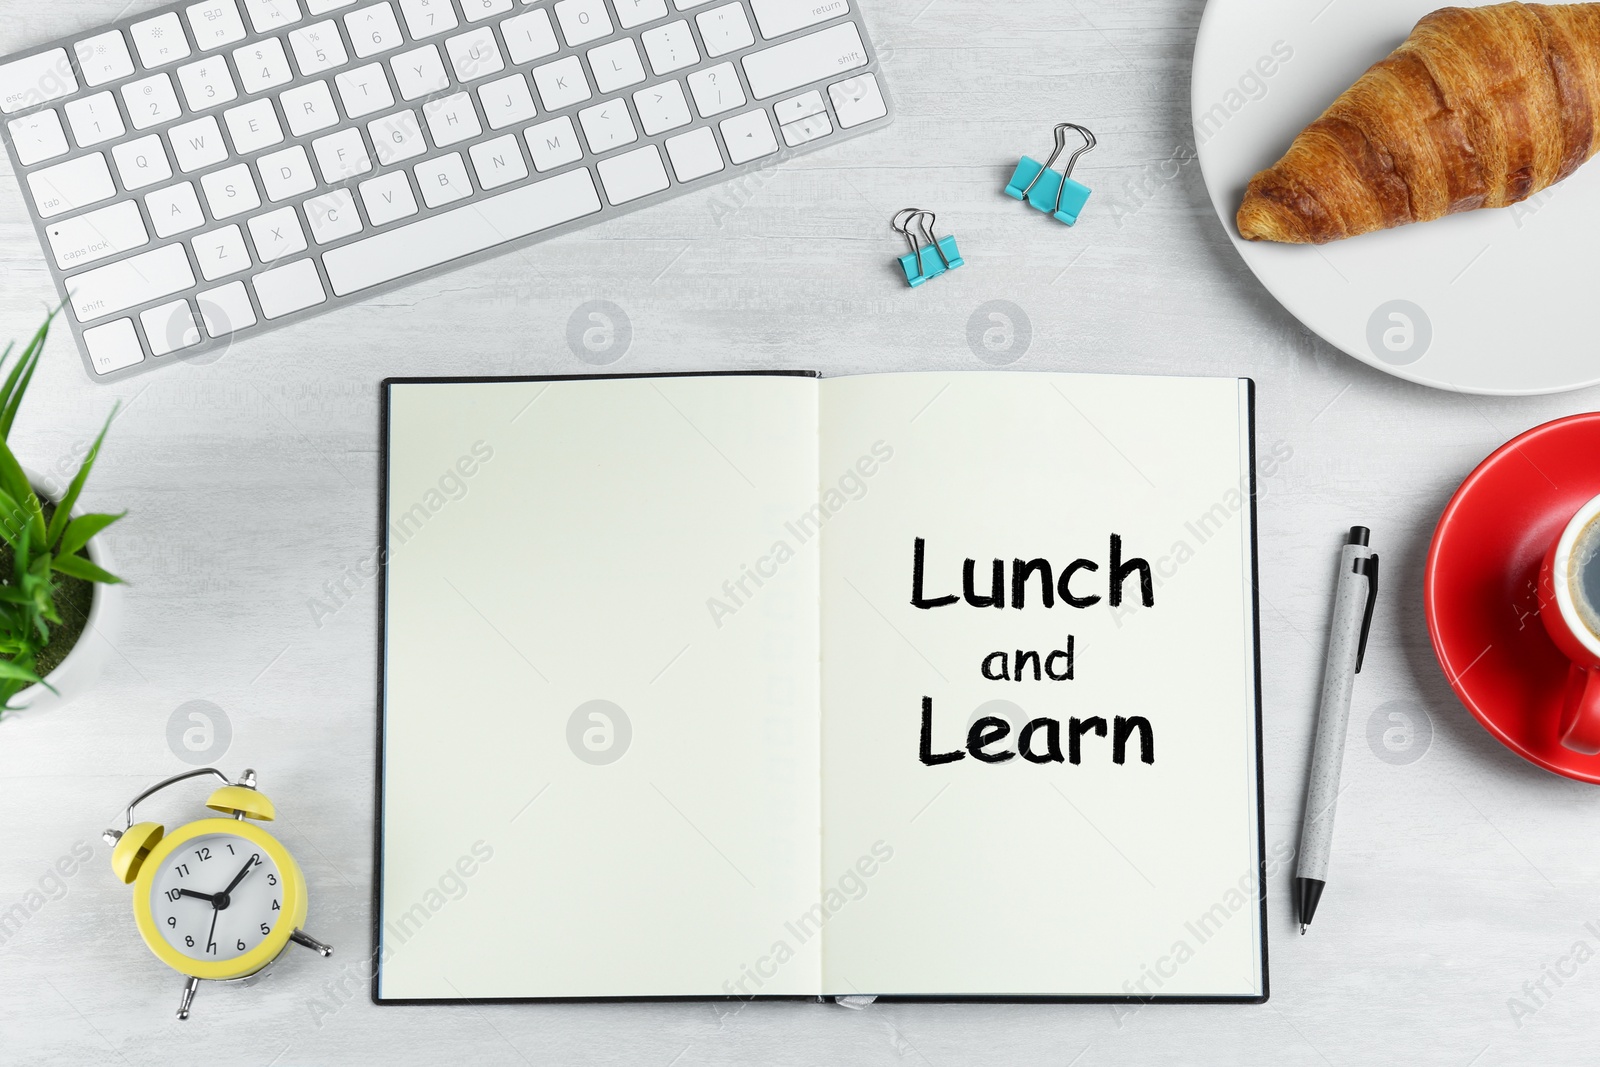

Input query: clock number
[166,888,182,901]
[267,872,277,886]
[207,941,217,955]
[174,863,189,878]
[194,847,211,861]
[237,939,246,951]
[260,923,271,936]
[226,843,236,855]
[185,935,194,947]
[271,899,280,911]
[167,916,177,927]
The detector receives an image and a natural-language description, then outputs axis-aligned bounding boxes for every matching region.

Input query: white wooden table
[2,1,1598,1063]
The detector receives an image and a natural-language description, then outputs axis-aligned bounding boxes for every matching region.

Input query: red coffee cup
[1541,493,1600,754]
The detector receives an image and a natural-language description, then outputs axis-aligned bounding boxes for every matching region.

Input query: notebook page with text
[816,372,1264,998]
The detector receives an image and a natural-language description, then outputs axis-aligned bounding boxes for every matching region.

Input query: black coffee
[1571,516,1600,639]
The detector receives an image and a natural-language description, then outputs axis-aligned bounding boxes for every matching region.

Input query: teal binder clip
[893,208,963,287]
[1005,123,1097,225]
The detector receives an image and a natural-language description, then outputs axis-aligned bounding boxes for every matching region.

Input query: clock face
[146,832,286,963]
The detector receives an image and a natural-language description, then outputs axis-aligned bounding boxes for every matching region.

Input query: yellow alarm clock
[102,767,333,1019]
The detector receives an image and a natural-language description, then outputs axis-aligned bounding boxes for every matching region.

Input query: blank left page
[378,375,822,1000]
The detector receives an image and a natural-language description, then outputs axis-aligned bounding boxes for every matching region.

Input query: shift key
[68,244,195,323]
[741,22,867,100]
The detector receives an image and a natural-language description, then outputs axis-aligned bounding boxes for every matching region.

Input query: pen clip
[1354,554,1379,673]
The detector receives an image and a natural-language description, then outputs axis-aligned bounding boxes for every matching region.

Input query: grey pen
[1295,526,1380,934]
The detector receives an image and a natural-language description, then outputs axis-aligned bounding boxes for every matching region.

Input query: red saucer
[1426,413,1600,783]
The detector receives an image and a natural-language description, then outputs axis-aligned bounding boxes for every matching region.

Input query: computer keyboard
[0,0,891,381]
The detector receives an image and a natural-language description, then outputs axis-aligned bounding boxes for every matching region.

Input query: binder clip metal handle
[1005,123,1097,225]
[893,208,964,288]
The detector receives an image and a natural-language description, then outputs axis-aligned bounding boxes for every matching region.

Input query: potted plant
[0,310,125,715]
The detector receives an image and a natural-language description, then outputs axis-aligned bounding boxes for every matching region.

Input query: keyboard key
[27,153,115,218]
[555,0,613,47]
[391,45,448,100]
[131,14,192,69]
[589,38,645,93]
[531,56,590,111]
[123,74,182,130]
[177,55,238,110]
[479,74,537,130]
[742,22,865,99]
[197,280,257,334]
[258,144,316,199]
[774,88,823,124]
[248,205,307,260]
[187,0,248,50]
[146,181,206,236]
[461,0,513,22]
[323,168,601,295]
[397,0,457,39]
[143,299,202,355]
[224,98,284,152]
[469,133,527,189]
[192,223,252,279]
[615,0,668,29]
[75,32,136,87]
[720,108,776,163]
[664,125,722,181]
[65,92,125,148]
[289,22,349,77]
[422,91,480,147]
[829,71,884,128]
[368,109,426,164]
[83,318,145,375]
[312,127,371,181]
[113,135,173,189]
[306,188,363,242]
[347,3,405,57]
[501,10,559,65]
[642,21,697,75]
[45,200,149,270]
[281,80,340,135]
[597,144,667,204]
[201,162,261,217]
[446,27,504,81]
[780,110,829,146]
[358,169,417,224]
[673,0,721,8]
[414,152,472,206]
[0,49,75,114]
[67,243,195,322]
[8,109,68,165]
[578,99,635,152]
[169,115,228,171]
[524,115,581,172]
[751,0,848,39]
[243,0,303,33]
[686,62,743,116]
[335,63,395,117]
[634,80,690,135]
[697,4,753,57]
[234,38,294,93]
[306,0,359,12]
[252,258,326,317]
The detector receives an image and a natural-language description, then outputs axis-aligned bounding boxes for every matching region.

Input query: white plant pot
[7,475,123,713]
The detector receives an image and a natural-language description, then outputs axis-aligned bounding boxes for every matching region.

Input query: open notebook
[375,371,1265,1003]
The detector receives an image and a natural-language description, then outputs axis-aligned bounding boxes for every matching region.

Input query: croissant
[1237,3,1600,244]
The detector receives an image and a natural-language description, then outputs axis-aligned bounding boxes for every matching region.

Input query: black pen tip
[1347,526,1370,547]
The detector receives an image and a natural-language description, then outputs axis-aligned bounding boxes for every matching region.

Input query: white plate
[1193,0,1600,395]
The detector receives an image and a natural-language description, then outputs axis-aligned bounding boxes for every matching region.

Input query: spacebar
[322,168,602,297]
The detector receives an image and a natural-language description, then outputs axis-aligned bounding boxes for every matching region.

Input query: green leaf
[51,552,122,585]
[0,440,43,547]
[0,308,55,439]
[0,484,26,550]
[58,512,123,559]
[45,405,116,550]
[0,655,44,686]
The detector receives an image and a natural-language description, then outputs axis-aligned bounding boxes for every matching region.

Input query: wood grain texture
[1,1,1599,1064]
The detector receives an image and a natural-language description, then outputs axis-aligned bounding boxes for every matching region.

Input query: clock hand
[176,888,218,904]
[205,906,220,954]
[220,855,258,896]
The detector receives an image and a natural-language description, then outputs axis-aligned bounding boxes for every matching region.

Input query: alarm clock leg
[290,929,333,957]
[176,976,200,1020]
